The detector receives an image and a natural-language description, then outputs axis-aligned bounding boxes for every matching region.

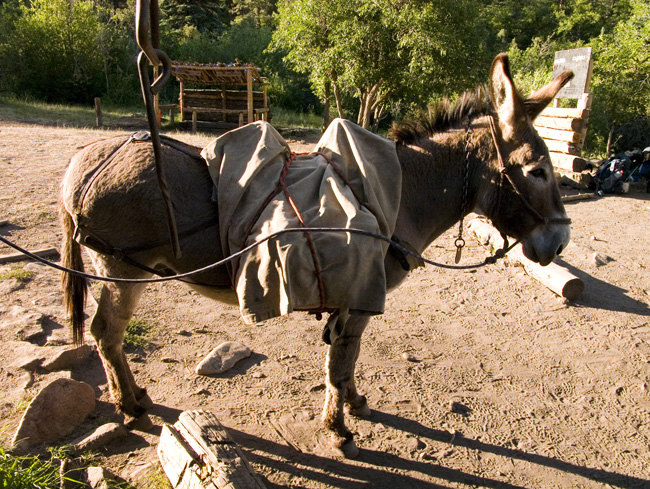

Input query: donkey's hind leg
[322,312,370,458]
[89,258,152,429]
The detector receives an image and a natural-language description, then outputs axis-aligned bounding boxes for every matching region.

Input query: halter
[454,115,571,263]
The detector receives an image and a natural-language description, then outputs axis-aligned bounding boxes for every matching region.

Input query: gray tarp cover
[201,118,402,323]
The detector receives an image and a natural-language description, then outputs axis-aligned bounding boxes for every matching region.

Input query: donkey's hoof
[345,399,371,418]
[125,413,154,432]
[330,432,359,459]
[335,440,359,459]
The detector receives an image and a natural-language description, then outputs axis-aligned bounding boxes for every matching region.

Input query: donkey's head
[484,53,573,266]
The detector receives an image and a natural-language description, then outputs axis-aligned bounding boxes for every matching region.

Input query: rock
[12,378,96,452]
[1,305,46,343]
[402,352,419,362]
[195,341,252,375]
[72,423,128,454]
[593,252,614,266]
[41,344,93,372]
[86,466,120,489]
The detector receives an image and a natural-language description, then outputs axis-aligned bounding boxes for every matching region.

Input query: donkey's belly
[186,282,239,306]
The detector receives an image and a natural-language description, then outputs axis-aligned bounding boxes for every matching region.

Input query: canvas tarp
[201,118,402,323]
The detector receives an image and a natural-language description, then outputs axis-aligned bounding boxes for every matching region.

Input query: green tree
[272,0,489,130]
[0,0,116,102]
[589,0,650,154]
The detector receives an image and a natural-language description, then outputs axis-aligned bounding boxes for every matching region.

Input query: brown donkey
[60,53,572,457]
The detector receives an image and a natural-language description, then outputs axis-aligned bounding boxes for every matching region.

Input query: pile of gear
[592,146,650,195]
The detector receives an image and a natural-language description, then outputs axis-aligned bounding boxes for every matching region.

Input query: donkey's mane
[390,86,493,145]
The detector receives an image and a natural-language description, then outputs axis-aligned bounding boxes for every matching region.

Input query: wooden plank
[536,126,581,143]
[175,411,267,489]
[540,107,589,119]
[534,116,583,131]
[562,193,594,203]
[549,152,587,172]
[0,247,59,265]
[158,425,204,489]
[468,218,584,301]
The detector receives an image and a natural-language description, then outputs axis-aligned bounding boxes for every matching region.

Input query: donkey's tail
[60,206,87,346]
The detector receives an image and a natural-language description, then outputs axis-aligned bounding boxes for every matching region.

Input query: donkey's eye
[530,167,547,179]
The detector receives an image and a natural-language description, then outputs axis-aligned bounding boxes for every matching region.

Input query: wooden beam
[0,248,59,265]
[468,218,584,301]
[536,126,581,143]
[549,152,587,172]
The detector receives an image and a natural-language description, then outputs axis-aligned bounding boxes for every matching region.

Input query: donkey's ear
[524,70,575,120]
[489,53,527,141]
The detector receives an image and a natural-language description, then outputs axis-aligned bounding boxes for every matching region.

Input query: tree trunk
[333,83,344,119]
[606,125,615,155]
[322,79,331,131]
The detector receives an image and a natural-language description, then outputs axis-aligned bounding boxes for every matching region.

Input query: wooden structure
[163,63,270,132]
[158,410,267,489]
[535,48,593,174]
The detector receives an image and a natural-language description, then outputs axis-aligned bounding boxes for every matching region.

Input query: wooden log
[0,247,59,265]
[535,126,581,143]
[468,218,584,301]
[562,193,593,203]
[549,152,587,172]
[535,116,583,132]
[158,410,267,489]
[542,139,581,156]
[540,107,589,119]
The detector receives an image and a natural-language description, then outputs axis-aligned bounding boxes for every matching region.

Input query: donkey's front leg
[322,312,370,458]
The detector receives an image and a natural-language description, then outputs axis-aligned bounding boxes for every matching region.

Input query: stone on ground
[12,378,96,452]
[196,341,252,375]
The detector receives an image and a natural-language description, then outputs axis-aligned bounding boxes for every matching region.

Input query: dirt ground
[1,120,649,489]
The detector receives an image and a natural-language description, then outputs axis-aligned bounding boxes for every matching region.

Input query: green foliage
[587,0,650,154]
[272,0,489,128]
[0,445,62,489]
[124,318,156,349]
[0,265,34,282]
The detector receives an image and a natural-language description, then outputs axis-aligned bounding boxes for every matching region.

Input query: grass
[0,95,143,128]
[0,444,79,489]
[0,265,35,282]
[0,95,323,132]
[124,318,157,349]
[270,107,322,129]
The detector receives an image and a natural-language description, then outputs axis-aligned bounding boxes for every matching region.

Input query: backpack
[594,153,631,193]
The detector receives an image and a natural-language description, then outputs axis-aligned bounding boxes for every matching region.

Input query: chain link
[455,117,474,264]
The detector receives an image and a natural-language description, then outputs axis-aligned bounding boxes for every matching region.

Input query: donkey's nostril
[556,244,564,255]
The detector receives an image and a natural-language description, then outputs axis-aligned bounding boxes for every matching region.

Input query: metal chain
[454,117,474,264]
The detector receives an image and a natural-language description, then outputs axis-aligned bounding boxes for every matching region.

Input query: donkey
[60,53,573,457]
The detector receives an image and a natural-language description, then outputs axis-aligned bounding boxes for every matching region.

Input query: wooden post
[246,68,254,124]
[94,97,102,127]
[179,81,185,122]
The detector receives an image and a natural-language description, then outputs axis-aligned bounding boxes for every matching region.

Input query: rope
[0,227,510,285]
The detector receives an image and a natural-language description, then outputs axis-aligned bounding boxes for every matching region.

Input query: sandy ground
[0,120,649,489]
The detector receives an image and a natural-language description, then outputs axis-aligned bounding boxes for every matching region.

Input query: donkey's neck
[394,123,494,253]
